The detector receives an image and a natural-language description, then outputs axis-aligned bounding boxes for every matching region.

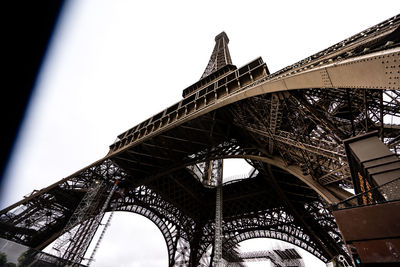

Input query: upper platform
[111,32,270,145]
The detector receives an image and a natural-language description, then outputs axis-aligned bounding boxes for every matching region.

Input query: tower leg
[53,179,119,265]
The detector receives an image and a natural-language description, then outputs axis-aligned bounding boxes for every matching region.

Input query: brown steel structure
[235,248,305,267]
[1,14,400,266]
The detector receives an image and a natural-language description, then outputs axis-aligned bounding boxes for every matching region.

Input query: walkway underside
[1,14,399,266]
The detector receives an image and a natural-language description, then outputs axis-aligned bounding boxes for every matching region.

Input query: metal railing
[331,177,400,210]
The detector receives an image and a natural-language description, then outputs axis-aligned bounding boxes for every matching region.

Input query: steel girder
[0,158,348,265]
[0,14,399,267]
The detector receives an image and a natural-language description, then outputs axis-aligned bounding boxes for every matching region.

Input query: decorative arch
[197,224,329,265]
[225,229,328,263]
[104,151,349,266]
[114,203,180,266]
[110,153,348,265]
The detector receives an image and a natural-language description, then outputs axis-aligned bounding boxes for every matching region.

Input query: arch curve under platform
[225,229,328,263]
[182,153,351,204]
[113,204,177,266]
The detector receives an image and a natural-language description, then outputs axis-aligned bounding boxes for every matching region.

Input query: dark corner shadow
[1,0,66,198]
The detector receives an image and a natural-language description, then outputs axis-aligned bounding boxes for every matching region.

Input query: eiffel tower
[1,14,400,267]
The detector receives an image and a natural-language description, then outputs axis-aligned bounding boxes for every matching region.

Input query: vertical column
[200,158,224,266]
[214,180,223,266]
[213,159,223,267]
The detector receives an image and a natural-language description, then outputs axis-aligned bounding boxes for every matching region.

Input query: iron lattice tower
[1,15,400,266]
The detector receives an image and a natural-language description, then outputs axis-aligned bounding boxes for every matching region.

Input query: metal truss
[1,14,399,267]
[234,248,305,267]
[230,87,400,188]
[0,157,348,266]
[224,225,326,262]
[218,165,349,263]
[0,159,124,250]
[112,184,196,266]
[212,160,223,267]
[201,32,232,79]
[51,180,107,263]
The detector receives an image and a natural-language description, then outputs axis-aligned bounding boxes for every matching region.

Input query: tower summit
[201,31,232,78]
[182,31,237,98]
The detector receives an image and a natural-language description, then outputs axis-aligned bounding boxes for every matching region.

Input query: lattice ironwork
[51,180,106,262]
[1,14,399,267]
[232,248,305,267]
[201,32,232,79]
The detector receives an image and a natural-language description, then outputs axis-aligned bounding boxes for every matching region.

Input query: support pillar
[188,224,204,267]
[213,159,224,267]
[214,180,223,266]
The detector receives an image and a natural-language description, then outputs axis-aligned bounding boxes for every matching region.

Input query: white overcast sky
[2,1,399,266]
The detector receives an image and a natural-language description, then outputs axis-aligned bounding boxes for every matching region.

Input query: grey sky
[0,238,28,264]
[2,0,399,266]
